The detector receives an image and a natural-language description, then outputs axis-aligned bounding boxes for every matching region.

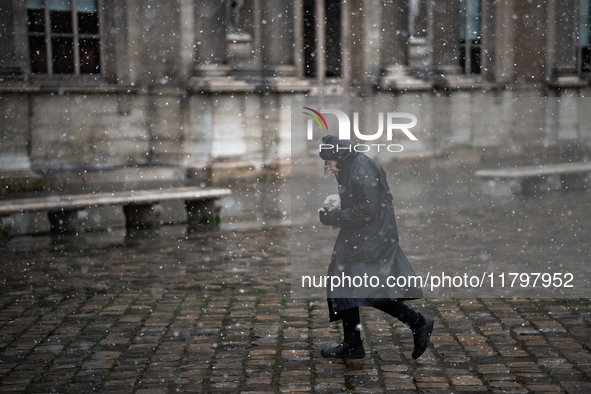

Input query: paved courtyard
[0,218,590,393]
[1,165,591,394]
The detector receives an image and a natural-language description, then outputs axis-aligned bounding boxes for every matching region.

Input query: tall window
[303,0,317,78]
[459,0,481,75]
[325,0,341,78]
[302,0,342,79]
[27,0,101,75]
[581,0,591,73]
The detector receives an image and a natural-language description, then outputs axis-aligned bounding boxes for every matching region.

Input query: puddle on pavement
[1,163,589,298]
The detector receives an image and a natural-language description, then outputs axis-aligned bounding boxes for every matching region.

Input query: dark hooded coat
[319,135,423,322]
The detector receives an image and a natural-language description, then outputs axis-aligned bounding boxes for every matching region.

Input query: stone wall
[1,0,591,195]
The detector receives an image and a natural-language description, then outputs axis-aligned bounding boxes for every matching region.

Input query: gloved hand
[319,208,340,226]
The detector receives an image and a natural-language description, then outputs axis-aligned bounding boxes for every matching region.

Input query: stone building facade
[1,0,591,192]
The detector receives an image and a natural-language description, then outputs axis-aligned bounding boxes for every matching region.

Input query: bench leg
[123,203,162,230]
[480,178,521,196]
[0,215,13,240]
[561,173,589,191]
[185,199,221,232]
[522,175,561,194]
[48,209,88,235]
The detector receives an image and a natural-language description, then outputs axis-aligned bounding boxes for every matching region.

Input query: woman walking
[318,135,434,359]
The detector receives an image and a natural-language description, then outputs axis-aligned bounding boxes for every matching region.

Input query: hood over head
[318,135,358,169]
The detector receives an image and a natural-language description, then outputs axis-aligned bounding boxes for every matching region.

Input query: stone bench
[0,186,231,238]
[475,162,591,195]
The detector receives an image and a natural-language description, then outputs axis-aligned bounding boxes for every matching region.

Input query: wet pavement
[1,166,591,393]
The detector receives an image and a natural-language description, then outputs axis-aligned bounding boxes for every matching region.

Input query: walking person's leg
[321,307,365,358]
[374,301,434,359]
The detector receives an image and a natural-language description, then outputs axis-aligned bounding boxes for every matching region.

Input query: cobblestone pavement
[1,214,591,393]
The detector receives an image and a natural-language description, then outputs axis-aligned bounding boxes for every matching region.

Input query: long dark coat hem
[319,135,423,322]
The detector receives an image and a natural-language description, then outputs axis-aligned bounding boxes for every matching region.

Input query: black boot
[321,307,365,358]
[321,342,365,358]
[411,314,434,359]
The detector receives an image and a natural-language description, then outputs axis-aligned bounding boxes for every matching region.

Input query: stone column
[102,0,130,85]
[0,0,25,77]
[261,0,295,77]
[480,0,494,81]
[0,2,42,192]
[546,0,586,104]
[545,0,584,145]
[406,0,432,78]
[359,0,382,93]
[380,0,431,90]
[412,0,429,38]
[0,2,17,74]
[193,0,230,77]
[316,0,326,86]
[490,0,513,83]
[431,0,462,75]
[552,0,579,78]
[381,0,409,69]
[293,0,305,78]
